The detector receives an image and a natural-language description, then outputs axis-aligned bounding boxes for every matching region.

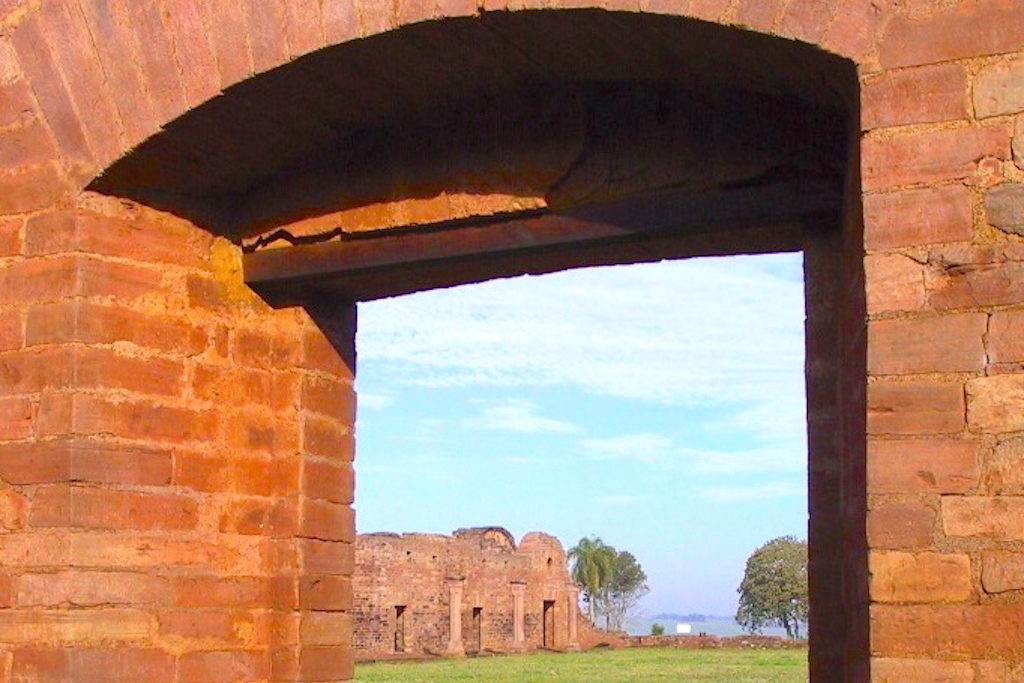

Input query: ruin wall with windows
[352,528,606,659]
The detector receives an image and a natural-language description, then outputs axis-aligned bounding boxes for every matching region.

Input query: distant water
[625,617,801,639]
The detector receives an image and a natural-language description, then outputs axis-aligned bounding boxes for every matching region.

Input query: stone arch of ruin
[1,1,1023,681]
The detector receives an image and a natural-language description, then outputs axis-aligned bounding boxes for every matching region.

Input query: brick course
[1,0,1024,680]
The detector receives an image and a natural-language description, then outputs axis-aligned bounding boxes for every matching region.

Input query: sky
[353,252,808,617]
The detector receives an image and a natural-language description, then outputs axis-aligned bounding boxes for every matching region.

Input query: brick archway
[2,1,1024,681]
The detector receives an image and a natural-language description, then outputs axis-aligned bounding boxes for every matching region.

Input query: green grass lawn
[356,647,808,682]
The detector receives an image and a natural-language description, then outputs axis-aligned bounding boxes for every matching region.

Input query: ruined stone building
[4,0,1024,680]
[353,528,593,659]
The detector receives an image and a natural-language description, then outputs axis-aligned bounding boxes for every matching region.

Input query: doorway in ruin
[470,607,483,654]
[542,601,556,649]
[394,605,407,653]
[90,8,864,679]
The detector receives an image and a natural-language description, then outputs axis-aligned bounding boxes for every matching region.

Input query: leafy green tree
[650,622,665,636]
[736,536,808,639]
[568,536,616,622]
[596,550,649,631]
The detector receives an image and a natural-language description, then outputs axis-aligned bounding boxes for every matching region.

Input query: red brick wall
[2,1,1024,681]
[0,193,356,680]
[352,528,589,659]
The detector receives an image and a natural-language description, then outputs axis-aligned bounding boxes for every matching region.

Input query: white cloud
[502,456,559,466]
[682,446,804,474]
[581,433,674,464]
[465,399,581,434]
[358,392,394,410]
[595,495,640,505]
[356,254,805,408]
[701,482,805,502]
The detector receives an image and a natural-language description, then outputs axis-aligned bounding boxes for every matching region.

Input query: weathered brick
[0,609,152,644]
[984,436,1024,495]
[869,552,972,603]
[0,120,57,170]
[928,250,1024,310]
[74,347,185,397]
[879,0,1024,68]
[0,398,32,440]
[300,539,354,575]
[0,532,70,568]
[966,375,1024,433]
[734,0,783,32]
[282,0,324,57]
[974,59,1024,119]
[173,452,282,496]
[871,604,1024,658]
[300,611,351,646]
[863,126,1010,191]
[868,313,986,375]
[982,551,1024,594]
[301,326,352,378]
[0,308,22,350]
[985,183,1024,236]
[867,381,964,435]
[24,211,209,268]
[298,645,353,680]
[26,301,206,354]
[0,489,27,531]
[299,499,355,542]
[173,576,267,608]
[303,460,354,504]
[301,413,353,461]
[203,0,254,87]
[867,499,935,549]
[70,649,175,682]
[36,0,123,167]
[192,364,297,411]
[8,14,94,177]
[29,486,199,531]
[988,309,1024,363]
[865,254,925,315]
[943,496,1024,541]
[58,394,218,444]
[864,185,973,251]
[777,0,834,44]
[231,328,300,371]
[0,218,20,257]
[69,532,262,574]
[301,375,355,422]
[862,64,969,130]
[17,571,169,607]
[119,1,188,125]
[299,575,352,610]
[158,609,253,644]
[218,498,297,537]
[177,650,268,683]
[161,0,220,107]
[245,0,288,73]
[871,658,973,683]
[0,80,36,127]
[1014,115,1023,170]
[74,0,159,149]
[867,439,979,494]
[0,162,65,215]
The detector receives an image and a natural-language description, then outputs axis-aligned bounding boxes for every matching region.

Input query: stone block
[982,551,1024,594]
[966,375,1024,433]
[871,657,973,682]
[869,552,972,603]
[868,313,986,375]
[975,59,1024,119]
[868,439,979,494]
[942,496,1024,541]
[867,500,936,549]
[868,381,964,435]
[986,184,1024,236]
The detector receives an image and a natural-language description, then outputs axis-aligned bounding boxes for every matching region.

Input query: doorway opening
[394,606,407,653]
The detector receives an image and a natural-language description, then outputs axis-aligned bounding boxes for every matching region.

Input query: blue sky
[353,252,807,616]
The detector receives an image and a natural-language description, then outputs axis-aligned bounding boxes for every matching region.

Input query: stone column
[511,582,527,651]
[445,579,465,656]
[566,586,580,650]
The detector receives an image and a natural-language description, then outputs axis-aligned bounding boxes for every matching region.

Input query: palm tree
[568,536,616,622]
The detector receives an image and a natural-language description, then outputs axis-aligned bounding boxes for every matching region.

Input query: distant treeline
[652,614,734,623]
